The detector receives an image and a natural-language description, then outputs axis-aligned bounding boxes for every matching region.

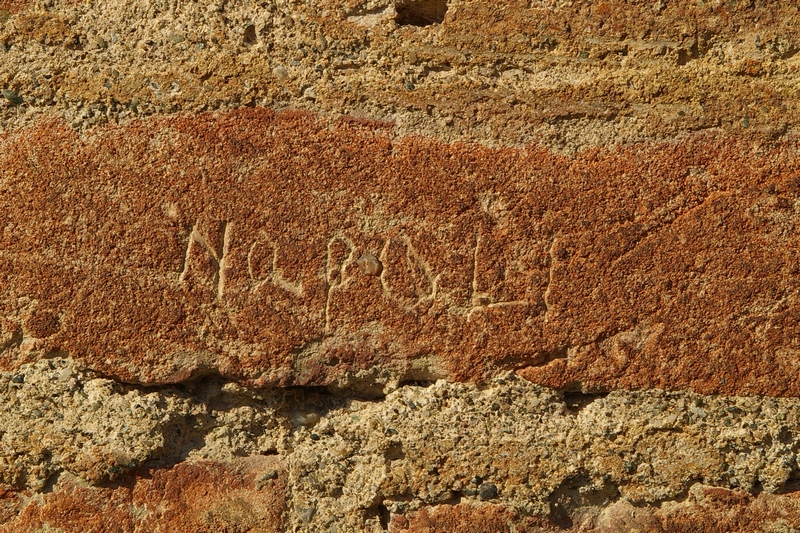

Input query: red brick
[2,109,800,395]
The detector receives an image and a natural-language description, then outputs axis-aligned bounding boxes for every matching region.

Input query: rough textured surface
[4,0,800,530]
[2,0,800,151]
[392,493,800,533]
[0,458,288,533]
[3,362,800,530]
[0,358,285,491]
[4,109,800,396]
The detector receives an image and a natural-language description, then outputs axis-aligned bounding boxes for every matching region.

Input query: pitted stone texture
[392,490,800,532]
[0,457,287,533]
[285,374,800,530]
[2,109,800,394]
[0,358,284,491]
[2,0,800,150]
[3,365,800,529]
[4,0,800,530]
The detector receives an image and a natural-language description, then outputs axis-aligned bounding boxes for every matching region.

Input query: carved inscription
[325,235,355,333]
[465,231,528,318]
[11,105,800,395]
[179,220,231,300]
[379,235,436,310]
[247,234,304,296]
[176,222,539,331]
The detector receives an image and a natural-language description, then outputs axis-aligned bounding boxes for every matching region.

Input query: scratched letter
[178,220,231,301]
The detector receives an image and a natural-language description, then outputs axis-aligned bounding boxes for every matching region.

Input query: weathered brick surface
[2,109,800,396]
[0,458,286,533]
[394,490,800,533]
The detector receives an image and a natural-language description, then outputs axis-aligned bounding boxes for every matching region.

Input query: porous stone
[2,0,800,152]
[0,457,287,533]
[2,363,800,530]
[391,493,800,533]
[4,0,800,529]
[2,109,800,397]
[478,483,498,501]
[0,358,285,491]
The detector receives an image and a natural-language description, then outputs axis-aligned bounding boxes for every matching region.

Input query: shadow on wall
[395,0,448,26]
